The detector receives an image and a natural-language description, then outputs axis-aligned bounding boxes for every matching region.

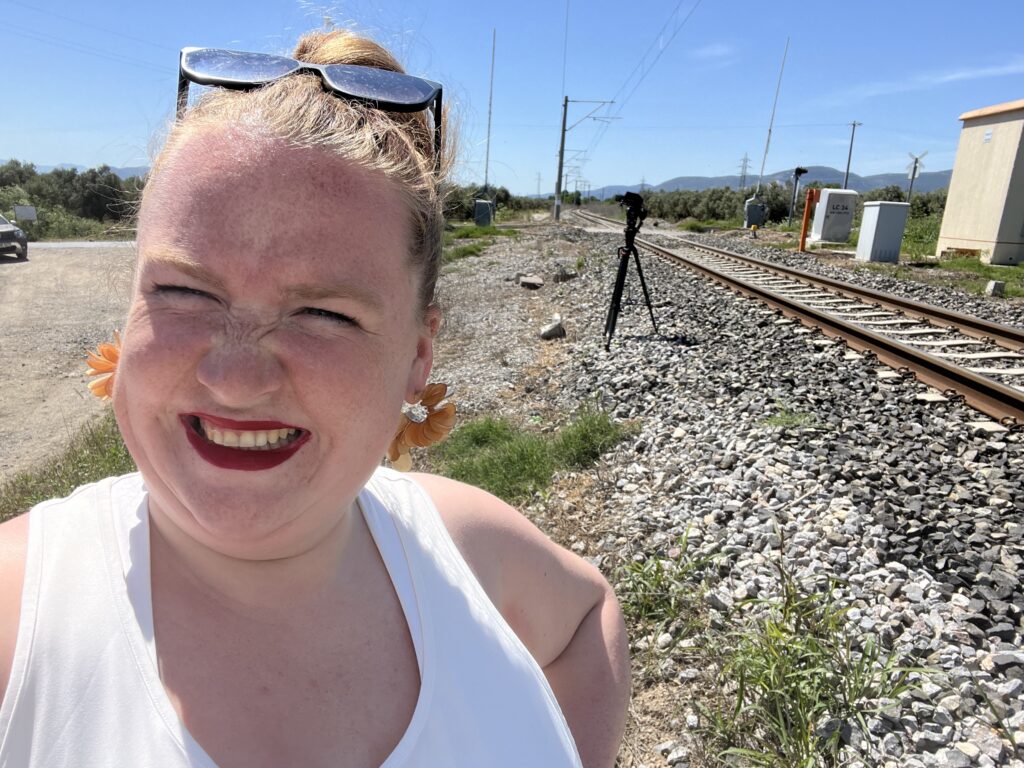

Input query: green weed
[705,561,918,766]
[431,408,632,504]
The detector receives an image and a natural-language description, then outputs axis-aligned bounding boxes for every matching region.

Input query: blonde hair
[146,29,449,309]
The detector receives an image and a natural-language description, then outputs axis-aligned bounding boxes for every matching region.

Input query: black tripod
[603,192,658,350]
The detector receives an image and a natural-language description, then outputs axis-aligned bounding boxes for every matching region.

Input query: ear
[405,307,441,403]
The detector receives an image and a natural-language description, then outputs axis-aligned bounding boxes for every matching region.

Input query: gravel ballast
[431,224,1023,767]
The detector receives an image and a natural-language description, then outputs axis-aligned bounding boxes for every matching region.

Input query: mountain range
[587,165,952,199]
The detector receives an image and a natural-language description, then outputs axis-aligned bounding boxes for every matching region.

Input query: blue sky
[2,0,1022,195]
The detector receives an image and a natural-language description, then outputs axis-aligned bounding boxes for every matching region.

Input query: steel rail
[579,210,1024,350]
[573,210,1024,425]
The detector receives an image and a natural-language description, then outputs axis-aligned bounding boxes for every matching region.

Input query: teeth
[197,419,301,451]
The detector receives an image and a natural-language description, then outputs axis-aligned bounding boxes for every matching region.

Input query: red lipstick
[180,414,310,472]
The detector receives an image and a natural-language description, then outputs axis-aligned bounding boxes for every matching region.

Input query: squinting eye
[303,307,357,325]
[153,283,216,300]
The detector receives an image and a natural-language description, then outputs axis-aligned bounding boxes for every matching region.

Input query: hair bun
[292,29,405,74]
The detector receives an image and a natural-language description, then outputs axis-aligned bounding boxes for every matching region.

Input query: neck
[148,498,366,618]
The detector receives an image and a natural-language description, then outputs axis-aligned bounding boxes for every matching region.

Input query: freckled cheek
[279,334,407,421]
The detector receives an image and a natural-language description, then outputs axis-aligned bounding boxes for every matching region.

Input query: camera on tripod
[604,191,658,350]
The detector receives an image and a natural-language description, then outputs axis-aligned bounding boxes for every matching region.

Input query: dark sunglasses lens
[184,49,298,84]
[322,64,438,108]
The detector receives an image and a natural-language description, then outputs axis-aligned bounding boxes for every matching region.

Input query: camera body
[615,191,647,249]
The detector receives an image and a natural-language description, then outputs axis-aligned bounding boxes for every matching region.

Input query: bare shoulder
[409,473,612,667]
[0,513,30,700]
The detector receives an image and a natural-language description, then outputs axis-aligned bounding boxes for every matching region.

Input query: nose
[196,339,285,407]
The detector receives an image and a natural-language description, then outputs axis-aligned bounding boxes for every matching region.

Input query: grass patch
[0,411,135,522]
[760,404,817,429]
[443,241,488,263]
[858,253,1024,297]
[432,407,633,504]
[448,225,518,240]
[551,407,633,468]
[926,256,1024,297]
[900,215,940,259]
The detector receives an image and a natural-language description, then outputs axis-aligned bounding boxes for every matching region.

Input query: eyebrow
[281,282,385,311]
[145,253,384,310]
[146,254,228,293]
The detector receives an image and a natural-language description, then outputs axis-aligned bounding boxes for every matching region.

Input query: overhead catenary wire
[583,0,704,165]
[5,21,166,73]
[2,0,173,52]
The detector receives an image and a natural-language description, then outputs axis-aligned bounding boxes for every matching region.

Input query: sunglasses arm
[176,69,190,120]
[432,90,443,174]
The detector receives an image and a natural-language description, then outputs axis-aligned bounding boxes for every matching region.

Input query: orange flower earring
[85,331,122,401]
[387,383,457,471]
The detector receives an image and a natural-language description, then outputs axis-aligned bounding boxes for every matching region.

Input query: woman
[0,29,629,768]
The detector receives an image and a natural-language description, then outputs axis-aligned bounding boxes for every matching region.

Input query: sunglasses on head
[177,47,443,172]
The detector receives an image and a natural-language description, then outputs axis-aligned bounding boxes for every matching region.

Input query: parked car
[0,214,28,259]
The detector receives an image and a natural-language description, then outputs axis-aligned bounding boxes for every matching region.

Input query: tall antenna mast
[755,37,789,195]
[483,28,497,194]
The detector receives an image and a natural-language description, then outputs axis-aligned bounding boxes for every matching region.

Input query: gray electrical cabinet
[855,202,909,263]
[474,199,494,227]
[809,189,858,242]
[743,197,766,228]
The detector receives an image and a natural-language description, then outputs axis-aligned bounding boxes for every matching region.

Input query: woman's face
[116,126,435,558]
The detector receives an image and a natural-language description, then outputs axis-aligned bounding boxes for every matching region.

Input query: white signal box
[809,189,858,243]
[856,202,910,263]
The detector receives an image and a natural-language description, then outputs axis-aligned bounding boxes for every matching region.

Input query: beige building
[936,98,1024,265]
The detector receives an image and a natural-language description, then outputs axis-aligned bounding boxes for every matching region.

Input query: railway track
[573,209,1024,427]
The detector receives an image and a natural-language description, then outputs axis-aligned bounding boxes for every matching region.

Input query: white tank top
[0,470,583,767]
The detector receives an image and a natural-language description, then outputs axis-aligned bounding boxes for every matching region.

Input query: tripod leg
[604,249,630,350]
[631,248,659,335]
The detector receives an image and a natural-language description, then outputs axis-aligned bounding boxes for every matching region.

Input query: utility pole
[483,29,496,195]
[553,97,614,220]
[554,96,569,220]
[739,153,750,190]
[536,173,542,196]
[842,121,861,190]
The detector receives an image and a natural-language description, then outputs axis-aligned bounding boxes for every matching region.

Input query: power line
[616,0,704,113]
[3,0,173,52]
[584,0,703,162]
[5,22,166,73]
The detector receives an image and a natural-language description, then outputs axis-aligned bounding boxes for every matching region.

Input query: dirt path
[0,245,135,482]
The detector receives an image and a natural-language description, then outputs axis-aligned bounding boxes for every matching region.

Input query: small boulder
[985,280,1006,297]
[552,265,579,283]
[519,274,544,290]
[539,315,566,340]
